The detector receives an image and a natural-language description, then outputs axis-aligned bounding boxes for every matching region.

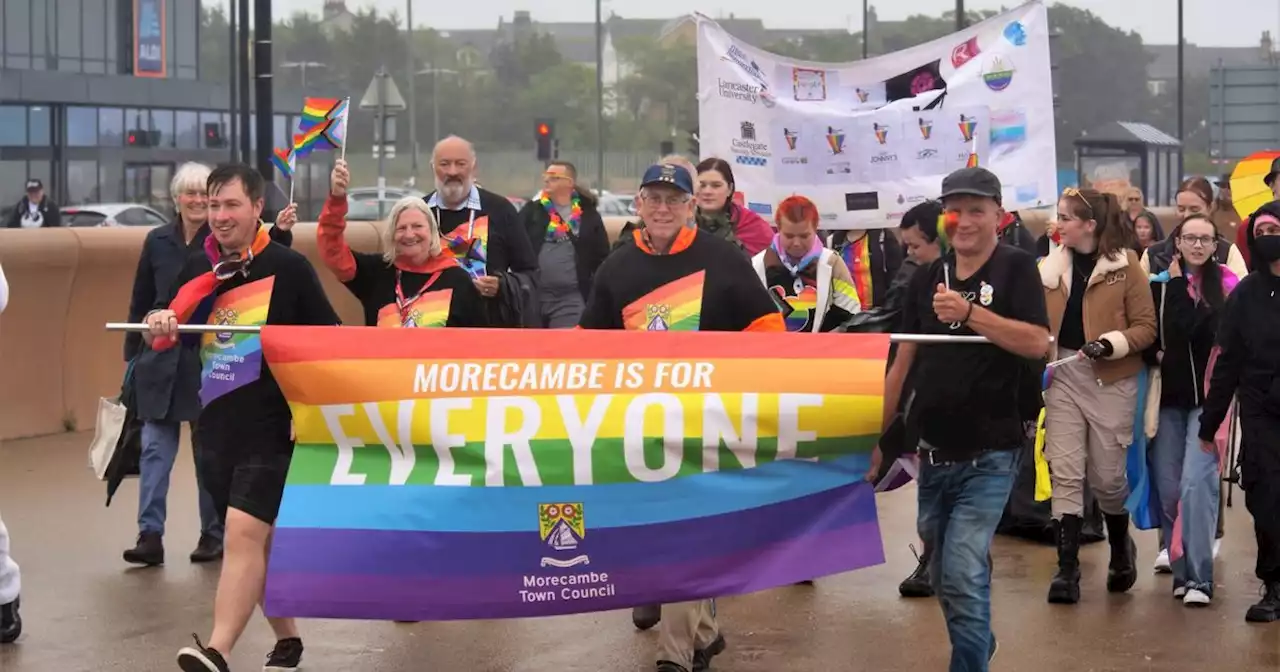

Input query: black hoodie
[1199,200,1280,441]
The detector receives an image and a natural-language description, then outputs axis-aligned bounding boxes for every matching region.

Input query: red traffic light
[127,133,138,145]
[537,123,550,136]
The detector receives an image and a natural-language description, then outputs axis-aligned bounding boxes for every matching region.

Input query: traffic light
[535,119,555,161]
[204,122,226,148]
[126,129,161,147]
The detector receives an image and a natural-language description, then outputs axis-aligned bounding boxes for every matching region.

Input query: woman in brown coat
[1039,188,1157,605]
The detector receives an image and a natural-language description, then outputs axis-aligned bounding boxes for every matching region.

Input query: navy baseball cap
[639,163,694,194]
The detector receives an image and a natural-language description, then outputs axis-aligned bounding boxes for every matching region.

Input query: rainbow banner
[261,327,888,621]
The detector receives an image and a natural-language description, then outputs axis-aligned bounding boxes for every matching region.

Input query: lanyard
[395,270,443,323]
[434,206,476,240]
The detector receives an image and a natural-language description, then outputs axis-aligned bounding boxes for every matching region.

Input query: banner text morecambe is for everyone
[306,358,857,487]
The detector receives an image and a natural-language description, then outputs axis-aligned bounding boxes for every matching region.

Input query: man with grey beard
[425,135,539,326]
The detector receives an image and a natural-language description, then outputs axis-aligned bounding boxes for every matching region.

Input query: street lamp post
[595,0,605,192]
[417,66,458,150]
[1177,0,1185,178]
[280,61,326,89]
[956,0,966,31]
[407,0,418,183]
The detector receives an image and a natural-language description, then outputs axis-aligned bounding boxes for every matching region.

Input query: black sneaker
[1246,582,1280,623]
[190,534,224,563]
[0,596,21,644]
[177,634,230,672]
[263,637,304,671]
[692,634,726,672]
[124,532,165,566]
[657,662,690,672]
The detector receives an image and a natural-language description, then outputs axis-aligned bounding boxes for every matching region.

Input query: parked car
[346,186,426,221]
[596,193,635,217]
[61,204,169,227]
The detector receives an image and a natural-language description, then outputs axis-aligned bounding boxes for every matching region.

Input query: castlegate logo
[783,127,798,151]
[958,115,978,142]
[732,121,770,161]
[918,118,933,140]
[718,78,775,107]
[873,123,889,145]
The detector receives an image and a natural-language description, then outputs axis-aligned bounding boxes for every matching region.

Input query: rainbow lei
[542,192,582,242]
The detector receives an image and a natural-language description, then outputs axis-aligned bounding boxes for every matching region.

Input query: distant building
[0,0,310,213]
[1143,35,1273,96]
[320,0,357,38]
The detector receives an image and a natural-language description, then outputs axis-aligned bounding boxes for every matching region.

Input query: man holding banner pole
[143,164,342,672]
[579,162,784,672]
[871,166,1050,672]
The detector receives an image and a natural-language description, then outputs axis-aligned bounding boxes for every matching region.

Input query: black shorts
[197,428,293,526]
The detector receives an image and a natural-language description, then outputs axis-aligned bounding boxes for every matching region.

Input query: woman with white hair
[318,158,486,327]
[120,161,297,568]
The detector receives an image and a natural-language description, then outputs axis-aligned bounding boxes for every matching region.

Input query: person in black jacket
[519,161,609,328]
[425,136,539,326]
[121,162,296,568]
[998,211,1038,254]
[1144,214,1240,607]
[1198,201,1280,624]
[4,179,60,228]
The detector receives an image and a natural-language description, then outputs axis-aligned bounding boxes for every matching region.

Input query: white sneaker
[1213,540,1221,560]
[1173,585,1188,599]
[1154,549,1172,574]
[1183,588,1211,607]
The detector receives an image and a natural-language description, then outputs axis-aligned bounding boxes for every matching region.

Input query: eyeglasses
[1178,234,1217,247]
[641,193,691,208]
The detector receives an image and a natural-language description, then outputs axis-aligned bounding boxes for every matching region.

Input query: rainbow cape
[261,328,888,621]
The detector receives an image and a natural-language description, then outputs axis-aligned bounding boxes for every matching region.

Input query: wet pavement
[1,431,1277,672]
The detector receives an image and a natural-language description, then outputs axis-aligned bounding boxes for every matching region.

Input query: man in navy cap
[579,164,782,672]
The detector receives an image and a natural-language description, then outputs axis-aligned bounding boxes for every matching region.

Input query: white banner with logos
[695,0,1056,229]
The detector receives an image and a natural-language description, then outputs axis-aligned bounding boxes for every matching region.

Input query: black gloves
[1080,339,1114,360]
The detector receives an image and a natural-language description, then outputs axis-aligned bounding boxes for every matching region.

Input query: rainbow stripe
[199,277,274,406]
[443,218,489,279]
[831,277,862,315]
[261,328,888,621]
[375,289,452,328]
[299,97,342,130]
[293,120,339,158]
[271,147,295,179]
[842,238,874,310]
[622,271,704,331]
[783,286,817,331]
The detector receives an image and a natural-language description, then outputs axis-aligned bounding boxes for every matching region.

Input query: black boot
[898,543,934,598]
[1048,515,1082,604]
[189,533,223,563]
[0,596,20,644]
[1104,512,1138,594]
[1245,581,1280,623]
[123,532,164,566]
[632,604,661,630]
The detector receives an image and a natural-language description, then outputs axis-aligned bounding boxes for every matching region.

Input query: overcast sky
[268,0,1278,46]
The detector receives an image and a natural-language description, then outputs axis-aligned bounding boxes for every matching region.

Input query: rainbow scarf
[770,233,823,276]
[541,192,582,242]
[153,225,271,351]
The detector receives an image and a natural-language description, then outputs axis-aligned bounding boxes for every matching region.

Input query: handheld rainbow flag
[964,130,979,168]
[293,119,339,159]
[298,97,344,132]
[261,328,888,621]
[270,147,296,179]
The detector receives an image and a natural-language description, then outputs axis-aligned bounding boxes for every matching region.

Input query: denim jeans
[917,449,1019,672]
[138,420,222,540]
[1151,407,1218,593]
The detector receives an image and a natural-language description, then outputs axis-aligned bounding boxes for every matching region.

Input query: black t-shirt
[1057,250,1096,350]
[579,228,780,331]
[901,244,1049,457]
[341,252,488,328]
[164,242,340,455]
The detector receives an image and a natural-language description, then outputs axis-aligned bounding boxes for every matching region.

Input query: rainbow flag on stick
[293,119,339,159]
[299,97,344,131]
[270,147,296,179]
[261,327,888,621]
